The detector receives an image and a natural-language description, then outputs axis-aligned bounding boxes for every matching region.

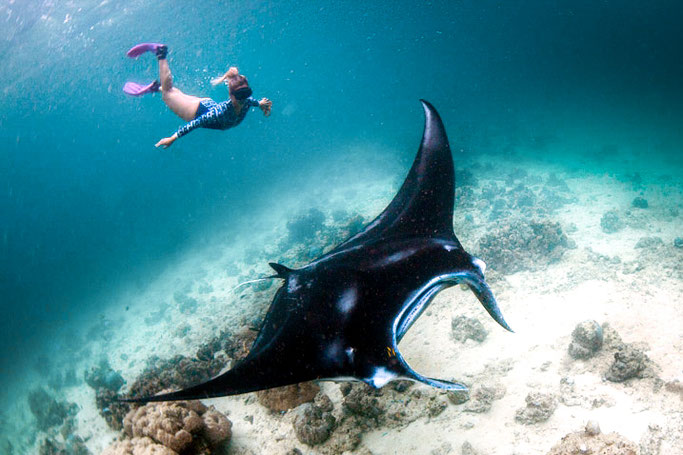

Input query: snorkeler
[123,43,272,148]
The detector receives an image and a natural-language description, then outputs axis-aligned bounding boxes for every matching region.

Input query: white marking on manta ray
[472,257,486,275]
[325,339,344,365]
[337,287,357,315]
[377,248,418,267]
[287,275,301,293]
[367,367,397,388]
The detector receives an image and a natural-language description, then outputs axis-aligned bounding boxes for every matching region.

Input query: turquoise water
[1,1,682,453]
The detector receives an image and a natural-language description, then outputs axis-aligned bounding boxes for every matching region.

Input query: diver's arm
[211,66,239,86]
[155,107,215,147]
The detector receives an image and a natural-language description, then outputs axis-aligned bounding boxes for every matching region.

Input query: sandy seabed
[4,150,682,455]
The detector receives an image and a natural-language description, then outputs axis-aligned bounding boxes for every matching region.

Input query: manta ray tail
[119,355,303,403]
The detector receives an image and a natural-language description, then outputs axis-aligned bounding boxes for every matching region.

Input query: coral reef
[561,322,660,401]
[107,400,232,454]
[85,359,125,392]
[508,183,537,208]
[447,388,470,405]
[451,315,488,343]
[173,291,198,315]
[289,382,450,453]
[103,350,227,431]
[101,437,176,455]
[257,382,320,412]
[460,441,480,455]
[568,320,603,359]
[462,383,506,413]
[96,388,131,431]
[196,326,257,364]
[605,344,651,382]
[477,218,570,274]
[28,388,78,431]
[286,208,326,244]
[634,236,664,249]
[126,355,224,402]
[123,402,203,452]
[622,234,683,279]
[600,210,623,234]
[514,391,558,424]
[292,402,336,446]
[37,435,90,455]
[547,421,638,455]
[631,196,648,208]
[340,384,385,428]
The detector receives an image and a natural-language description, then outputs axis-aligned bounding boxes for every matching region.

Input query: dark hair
[229,75,252,100]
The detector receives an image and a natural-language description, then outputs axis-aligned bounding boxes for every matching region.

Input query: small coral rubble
[463,383,506,413]
[605,344,652,382]
[292,402,336,446]
[514,391,558,424]
[568,320,603,360]
[600,210,624,234]
[257,382,320,412]
[451,315,488,343]
[547,422,638,455]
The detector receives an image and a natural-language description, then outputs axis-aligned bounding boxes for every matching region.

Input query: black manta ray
[124,100,512,403]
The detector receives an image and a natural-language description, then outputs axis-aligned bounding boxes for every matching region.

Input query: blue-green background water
[1,0,682,401]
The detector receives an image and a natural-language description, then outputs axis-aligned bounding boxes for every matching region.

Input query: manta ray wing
[328,100,459,257]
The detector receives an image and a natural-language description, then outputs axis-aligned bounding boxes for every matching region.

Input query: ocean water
[1,1,682,454]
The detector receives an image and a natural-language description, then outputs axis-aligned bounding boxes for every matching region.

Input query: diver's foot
[123,80,161,97]
[155,45,168,60]
[126,42,166,59]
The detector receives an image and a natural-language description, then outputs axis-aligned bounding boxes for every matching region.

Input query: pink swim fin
[123,80,160,97]
[126,42,165,58]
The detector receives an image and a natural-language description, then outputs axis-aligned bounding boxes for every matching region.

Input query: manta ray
[124,100,511,403]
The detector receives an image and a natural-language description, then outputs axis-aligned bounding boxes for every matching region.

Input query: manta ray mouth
[388,271,511,391]
[393,272,470,342]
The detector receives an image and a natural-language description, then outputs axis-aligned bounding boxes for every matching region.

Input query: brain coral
[118,400,232,454]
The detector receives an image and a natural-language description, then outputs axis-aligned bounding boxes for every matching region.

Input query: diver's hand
[155,134,177,149]
[259,98,272,117]
[211,67,239,86]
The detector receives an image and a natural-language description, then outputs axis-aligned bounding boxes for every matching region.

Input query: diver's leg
[157,55,203,122]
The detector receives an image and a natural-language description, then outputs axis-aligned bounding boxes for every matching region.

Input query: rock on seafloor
[568,320,603,360]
